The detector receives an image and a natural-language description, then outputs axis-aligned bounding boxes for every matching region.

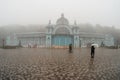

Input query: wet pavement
[0,48,120,80]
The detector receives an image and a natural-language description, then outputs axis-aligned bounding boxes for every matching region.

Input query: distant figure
[69,44,72,53]
[91,46,95,58]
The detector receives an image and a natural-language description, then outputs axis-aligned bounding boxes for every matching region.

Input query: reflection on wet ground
[0,48,120,80]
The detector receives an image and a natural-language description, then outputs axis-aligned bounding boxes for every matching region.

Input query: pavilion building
[6,14,114,48]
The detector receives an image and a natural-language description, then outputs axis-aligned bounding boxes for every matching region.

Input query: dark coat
[91,46,95,53]
[69,44,72,50]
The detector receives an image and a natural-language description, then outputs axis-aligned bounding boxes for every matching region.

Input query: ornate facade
[6,14,114,48]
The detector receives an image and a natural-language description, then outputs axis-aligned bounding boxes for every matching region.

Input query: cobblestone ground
[0,48,120,80]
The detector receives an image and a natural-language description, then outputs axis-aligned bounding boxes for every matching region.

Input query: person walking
[91,45,95,58]
[69,44,72,53]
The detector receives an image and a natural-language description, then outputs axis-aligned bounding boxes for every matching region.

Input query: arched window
[55,27,70,34]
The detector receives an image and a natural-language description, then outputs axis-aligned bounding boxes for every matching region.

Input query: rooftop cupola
[56,13,69,25]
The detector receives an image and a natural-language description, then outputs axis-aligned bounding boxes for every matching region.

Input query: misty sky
[0,0,120,28]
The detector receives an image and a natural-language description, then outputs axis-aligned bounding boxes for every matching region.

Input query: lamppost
[117,40,119,49]
[79,40,81,48]
[2,39,5,48]
[75,37,78,48]
[19,40,21,47]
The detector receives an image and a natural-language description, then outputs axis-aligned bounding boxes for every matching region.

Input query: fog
[0,0,120,46]
[0,0,120,28]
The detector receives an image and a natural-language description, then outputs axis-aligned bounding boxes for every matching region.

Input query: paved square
[0,48,120,80]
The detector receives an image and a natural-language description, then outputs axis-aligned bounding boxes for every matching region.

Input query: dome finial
[61,13,64,17]
[56,13,69,25]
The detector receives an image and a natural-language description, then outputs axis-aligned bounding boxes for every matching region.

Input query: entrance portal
[52,35,73,48]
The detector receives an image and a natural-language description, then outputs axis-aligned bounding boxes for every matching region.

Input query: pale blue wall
[52,35,73,46]
[6,35,19,46]
[104,35,114,46]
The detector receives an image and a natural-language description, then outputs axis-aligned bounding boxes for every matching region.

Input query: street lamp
[2,39,5,48]
[19,40,21,47]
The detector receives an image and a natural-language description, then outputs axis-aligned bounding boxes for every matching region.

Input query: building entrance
[52,35,73,48]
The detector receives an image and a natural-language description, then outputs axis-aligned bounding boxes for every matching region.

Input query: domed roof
[56,13,69,25]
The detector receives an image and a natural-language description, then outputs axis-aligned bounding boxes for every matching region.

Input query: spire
[47,20,53,28]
